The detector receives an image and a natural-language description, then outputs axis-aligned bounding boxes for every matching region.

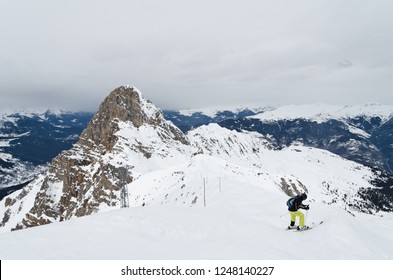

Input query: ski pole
[279,212,289,217]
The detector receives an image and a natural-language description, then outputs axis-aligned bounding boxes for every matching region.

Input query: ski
[286,226,298,230]
[294,221,324,232]
[286,221,323,231]
[312,220,324,227]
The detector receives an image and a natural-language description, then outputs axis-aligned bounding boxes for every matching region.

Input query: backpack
[286,196,297,210]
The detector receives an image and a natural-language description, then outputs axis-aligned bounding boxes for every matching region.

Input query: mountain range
[165,103,393,174]
[0,86,393,259]
[0,109,93,198]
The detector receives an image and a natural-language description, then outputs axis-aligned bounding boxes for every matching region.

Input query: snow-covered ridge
[0,108,90,126]
[249,103,393,123]
[178,104,272,117]
[0,107,80,118]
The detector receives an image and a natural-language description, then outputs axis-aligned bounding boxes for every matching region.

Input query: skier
[286,193,310,230]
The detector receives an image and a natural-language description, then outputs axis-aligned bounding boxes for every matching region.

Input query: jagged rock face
[279,177,308,197]
[7,86,189,230]
[80,86,171,150]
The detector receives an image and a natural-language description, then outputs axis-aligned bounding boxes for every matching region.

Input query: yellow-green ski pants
[290,211,304,227]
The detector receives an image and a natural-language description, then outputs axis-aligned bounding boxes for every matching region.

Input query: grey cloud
[1,0,393,112]
[338,59,353,68]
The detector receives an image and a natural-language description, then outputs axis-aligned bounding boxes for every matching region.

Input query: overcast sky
[1,0,393,111]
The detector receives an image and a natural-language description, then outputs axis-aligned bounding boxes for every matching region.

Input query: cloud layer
[1,0,392,111]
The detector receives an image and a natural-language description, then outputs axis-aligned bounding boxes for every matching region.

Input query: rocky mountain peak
[0,85,190,230]
[97,85,163,126]
[78,86,164,150]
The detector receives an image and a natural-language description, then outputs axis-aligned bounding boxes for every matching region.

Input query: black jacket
[287,196,309,212]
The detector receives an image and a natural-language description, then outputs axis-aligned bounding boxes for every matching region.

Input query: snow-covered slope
[1,156,392,259]
[249,103,393,123]
[129,126,386,215]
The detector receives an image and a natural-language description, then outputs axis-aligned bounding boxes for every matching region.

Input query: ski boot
[297,225,309,231]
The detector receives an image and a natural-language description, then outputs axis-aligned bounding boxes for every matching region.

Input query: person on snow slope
[287,193,309,230]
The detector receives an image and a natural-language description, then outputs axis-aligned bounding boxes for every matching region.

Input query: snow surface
[1,148,393,259]
[0,138,15,147]
[1,158,392,260]
[0,175,46,231]
[132,86,159,120]
[249,103,393,123]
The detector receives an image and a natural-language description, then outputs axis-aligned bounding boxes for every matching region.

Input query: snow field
[1,154,393,259]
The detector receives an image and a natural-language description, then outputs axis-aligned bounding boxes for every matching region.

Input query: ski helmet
[300,193,307,200]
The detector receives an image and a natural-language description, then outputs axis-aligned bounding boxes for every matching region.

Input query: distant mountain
[166,104,393,174]
[0,109,94,193]
[220,104,393,173]
[163,105,271,132]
